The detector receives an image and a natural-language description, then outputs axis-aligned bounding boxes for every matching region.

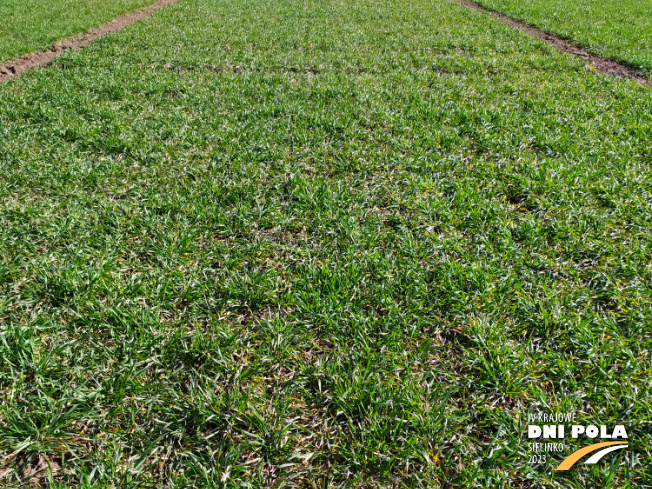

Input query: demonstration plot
[0,0,179,83]
[473,0,652,74]
[0,0,650,486]
[0,0,154,63]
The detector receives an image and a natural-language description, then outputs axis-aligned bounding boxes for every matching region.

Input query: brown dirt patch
[0,0,179,84]
[457,0,652,86]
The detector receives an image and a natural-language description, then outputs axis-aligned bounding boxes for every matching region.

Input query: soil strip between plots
[457,0,651,86]
[0,0,179,84]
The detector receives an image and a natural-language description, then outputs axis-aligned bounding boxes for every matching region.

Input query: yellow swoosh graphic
[556,442,628,471]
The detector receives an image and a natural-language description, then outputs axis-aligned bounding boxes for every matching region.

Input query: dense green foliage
[0,0,153,62]
[476,0,652,74]
[0,0,651,486]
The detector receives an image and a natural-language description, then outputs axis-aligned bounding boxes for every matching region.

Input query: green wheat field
[0,0,651,486]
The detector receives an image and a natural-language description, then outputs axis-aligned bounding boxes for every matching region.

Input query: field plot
[0,0,652,486]
[473,0,652,74]
[0,0,154,62]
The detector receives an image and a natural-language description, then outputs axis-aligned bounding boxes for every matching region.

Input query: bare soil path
[0,0,179,84]
[457,0,652,86]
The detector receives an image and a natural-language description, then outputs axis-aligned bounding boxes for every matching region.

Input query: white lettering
[528,425,542,438]
[612,425,628,439]
[586,425,599,438]
[543,425,557,439]
[600,426,612,438]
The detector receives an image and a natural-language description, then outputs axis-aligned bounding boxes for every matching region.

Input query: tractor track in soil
[457,0,652,86]
[0,0,179,84]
